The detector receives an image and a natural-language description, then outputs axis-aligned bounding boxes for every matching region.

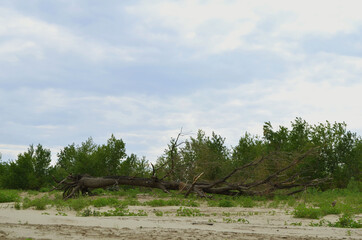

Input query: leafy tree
[156,130,231,182]
[119,153,150,177]
[2,144,51,189]
[56,135,127,177]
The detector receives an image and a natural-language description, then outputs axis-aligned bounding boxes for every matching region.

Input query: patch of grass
[144,198,199,207]
[330,214,361,228]
[145,199,180,207]
[82,207,148,217]
[154,210,164,216]
[309,214,361,228]
[68,198,91,211]
[237,197,256,208]
[293,204,323,219]
[223,217,250,224]
[121,198,141,206]
[14,202,21,210]
[0,190,20,203]
[92,197,120,208]
[176,207,203,217]
[309,219,330,227]
[22,196,50,210]
[218,199,235,207]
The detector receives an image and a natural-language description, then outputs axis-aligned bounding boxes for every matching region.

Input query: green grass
[22,196,50,210]
[331,214,362,228]
[144,198,199,207]
[80,207,148,217]
[0,189,20,203]
[92,197,120,207]
[67,197,92,211]
[176,207,203,217]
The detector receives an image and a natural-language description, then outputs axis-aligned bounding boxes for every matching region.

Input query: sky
[1,0,362,164]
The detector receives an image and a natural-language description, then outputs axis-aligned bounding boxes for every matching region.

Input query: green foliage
[1,145,52,190]
[119,154,151,177]
[57,135,127,177]
[223,217,250,224]
[68,197,92,211]
[0,190,20,203]
[237,197,256,208]
[293,204,324,219]
[217,199,235,207]
[156,130,231,182]
[1,118,360,192]
[309,215,361,228]
[22,196,50,210]
[330,214,361,228]
[176,207,203,217]
[154,210,164,216]
[144,198,199,207]
[92,197,120,207]
[80,207,148,217]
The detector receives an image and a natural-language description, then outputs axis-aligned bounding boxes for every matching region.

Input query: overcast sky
[1,0,362,164]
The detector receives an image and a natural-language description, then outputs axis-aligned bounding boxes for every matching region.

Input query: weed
[0,190,20,203]
[145,199,199,207]
[223,217,249,224]
[176,207,203,217]
[222,212,231,217]
[154,210,163,216]
[238,197,256,208]
[22,197,50,210]
[56,211,68,216]
[14,202,21,210]
[330,214,361,228]
[68,198,91,211]
[80,208,102,217]
[218,199,235,207]
[290,222,302,226]
[92,197,120,208]
[102,208,147,217]
[145,199,180,207]
[293,204,323,219]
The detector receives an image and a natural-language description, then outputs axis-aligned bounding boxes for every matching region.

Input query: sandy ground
[0,201,361,240]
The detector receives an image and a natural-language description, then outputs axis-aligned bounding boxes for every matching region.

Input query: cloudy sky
[1,0,362,164]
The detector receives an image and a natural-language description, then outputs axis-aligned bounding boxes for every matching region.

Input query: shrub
[293,204,323,219]
[330,214,362,228]
[0,190,20,203]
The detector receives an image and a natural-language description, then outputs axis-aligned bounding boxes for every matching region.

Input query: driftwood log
[52,147,329,200]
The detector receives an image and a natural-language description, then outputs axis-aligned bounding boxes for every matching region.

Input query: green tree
[2,144,51,189]
[156,130,231,182]
[119,153,150,177]
[56,135,127,177]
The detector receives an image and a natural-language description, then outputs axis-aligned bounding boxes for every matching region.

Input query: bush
[330,214,362,228]
[293,204,323,219]
[22,197,50,210]
[0,190,20,203]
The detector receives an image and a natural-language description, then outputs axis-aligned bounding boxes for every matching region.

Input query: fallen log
[52,147,329,199]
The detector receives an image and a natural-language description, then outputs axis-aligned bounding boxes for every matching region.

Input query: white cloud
[126,0,362,58]
[0,7,136,63]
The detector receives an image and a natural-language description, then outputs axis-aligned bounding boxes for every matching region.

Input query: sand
[0,201,361,240]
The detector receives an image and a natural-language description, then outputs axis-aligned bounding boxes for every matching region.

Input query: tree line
[0,118,361,191]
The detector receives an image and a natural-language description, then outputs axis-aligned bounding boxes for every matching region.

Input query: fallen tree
[52,147,329,200]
